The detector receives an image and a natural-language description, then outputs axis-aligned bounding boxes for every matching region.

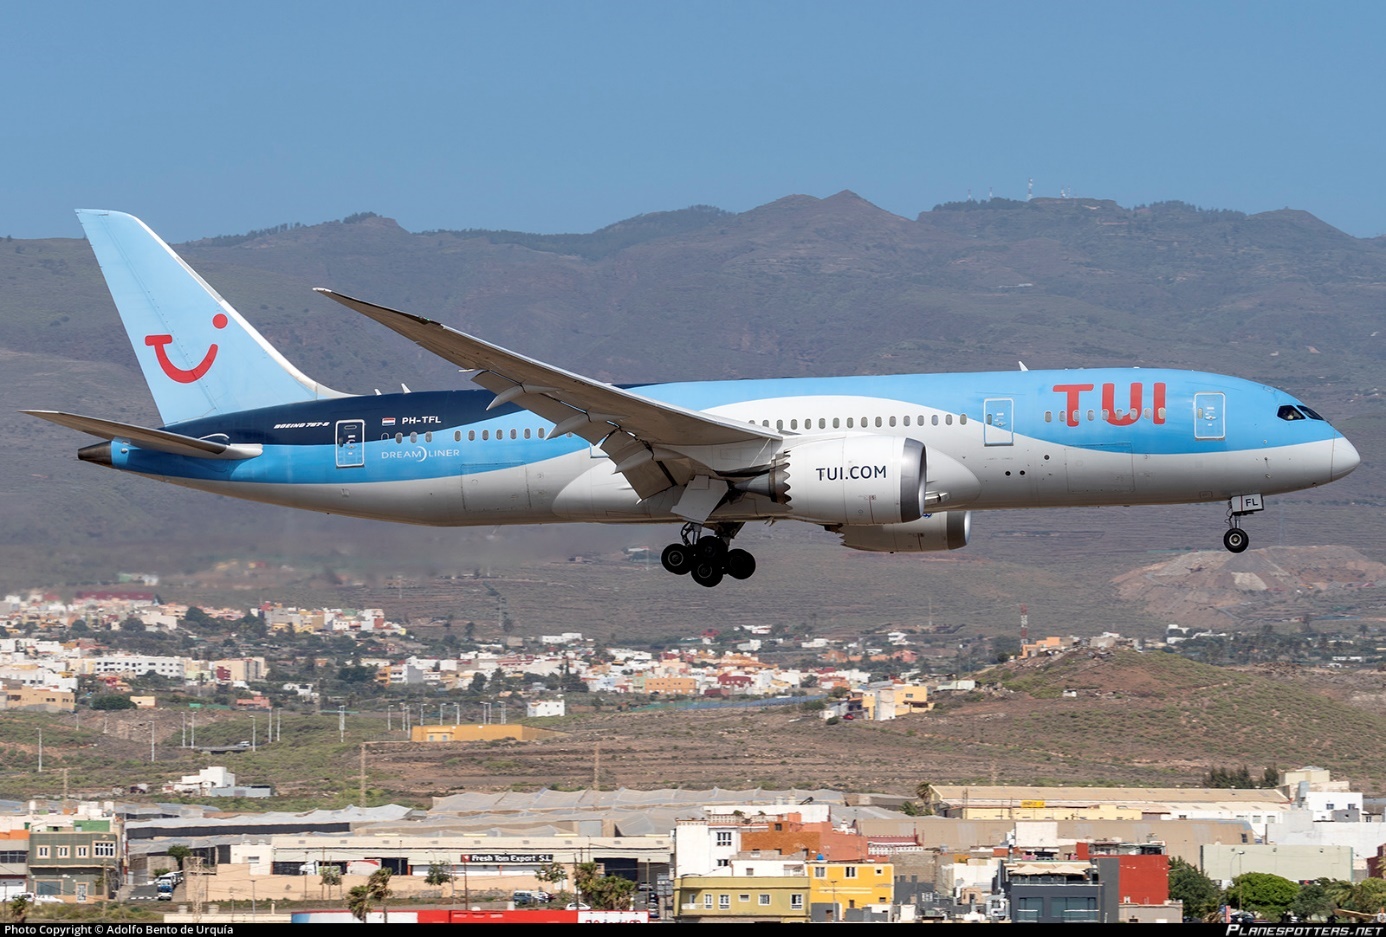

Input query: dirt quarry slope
[1111,545,1386,631]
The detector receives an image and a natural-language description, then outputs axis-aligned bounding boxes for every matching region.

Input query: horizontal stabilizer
[22,411,262,460]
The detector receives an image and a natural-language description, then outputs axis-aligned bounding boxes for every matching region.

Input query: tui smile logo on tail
[145,313,228,383]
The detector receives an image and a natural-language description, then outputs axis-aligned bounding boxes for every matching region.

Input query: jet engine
[838,511,971,553]
[737,435,927,525]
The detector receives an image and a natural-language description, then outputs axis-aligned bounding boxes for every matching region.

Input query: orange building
[739,813,868,863]
[644,676,698,696]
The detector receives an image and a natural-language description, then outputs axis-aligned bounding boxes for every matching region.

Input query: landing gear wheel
[661,543,693,575]
[695,535,727,561]
[691,562,724,588]
[1223,528,1250,553]
[725,548,756,580]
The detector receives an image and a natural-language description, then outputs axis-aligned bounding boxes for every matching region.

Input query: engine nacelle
[741,435,926,525]
[838,511,972,553]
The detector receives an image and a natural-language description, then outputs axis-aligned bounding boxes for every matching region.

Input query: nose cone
[1331,436,1361,481]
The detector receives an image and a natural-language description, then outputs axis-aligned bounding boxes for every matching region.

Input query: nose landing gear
[1222,494,1264,553]
[660,522,756,587]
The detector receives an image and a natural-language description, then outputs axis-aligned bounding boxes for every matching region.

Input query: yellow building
[409,724,561,742]
[807,860,894,919]
[675,875,809,922]
[895,684,931,713]
[858,683,931,721]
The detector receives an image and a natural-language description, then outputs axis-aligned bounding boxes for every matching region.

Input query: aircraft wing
[316,290,782,502]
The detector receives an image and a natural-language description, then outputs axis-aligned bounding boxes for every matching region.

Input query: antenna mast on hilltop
[1020,604,1029,646]
[1027,178,1034,201]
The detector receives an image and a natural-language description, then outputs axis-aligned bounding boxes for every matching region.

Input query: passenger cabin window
[944,414,952,425]
[888,415,896,427]
[959,413,967,425]
[482,430,489,440]
[395,432,403,443]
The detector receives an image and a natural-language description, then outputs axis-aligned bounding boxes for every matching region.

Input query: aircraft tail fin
[76,210,343,426]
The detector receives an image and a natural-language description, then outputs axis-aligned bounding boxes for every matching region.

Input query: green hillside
[966,649,1386,787]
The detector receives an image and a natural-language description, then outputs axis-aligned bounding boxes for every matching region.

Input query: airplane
[25,210,1361,587]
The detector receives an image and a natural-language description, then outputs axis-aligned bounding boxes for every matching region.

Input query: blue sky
[5,1,1383,242]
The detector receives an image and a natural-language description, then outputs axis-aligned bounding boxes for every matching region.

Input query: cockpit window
[1277,405,1306,421]
[1298,405,1326,421]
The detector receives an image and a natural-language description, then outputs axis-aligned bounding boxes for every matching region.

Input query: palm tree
[367,868,393,924]
[914,782,937,815]
[320,866,342,901]
[346,883,373,922]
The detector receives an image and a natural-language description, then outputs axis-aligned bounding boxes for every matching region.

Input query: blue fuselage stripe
[122,368,1340,485]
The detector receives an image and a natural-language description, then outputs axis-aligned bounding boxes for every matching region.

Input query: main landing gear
[660,522,757,588]
[1222,494,1264,554]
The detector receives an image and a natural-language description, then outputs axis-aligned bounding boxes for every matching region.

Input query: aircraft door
[983,398,1014,446]
[335,420,365,467]
[1194,392,1225,440]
